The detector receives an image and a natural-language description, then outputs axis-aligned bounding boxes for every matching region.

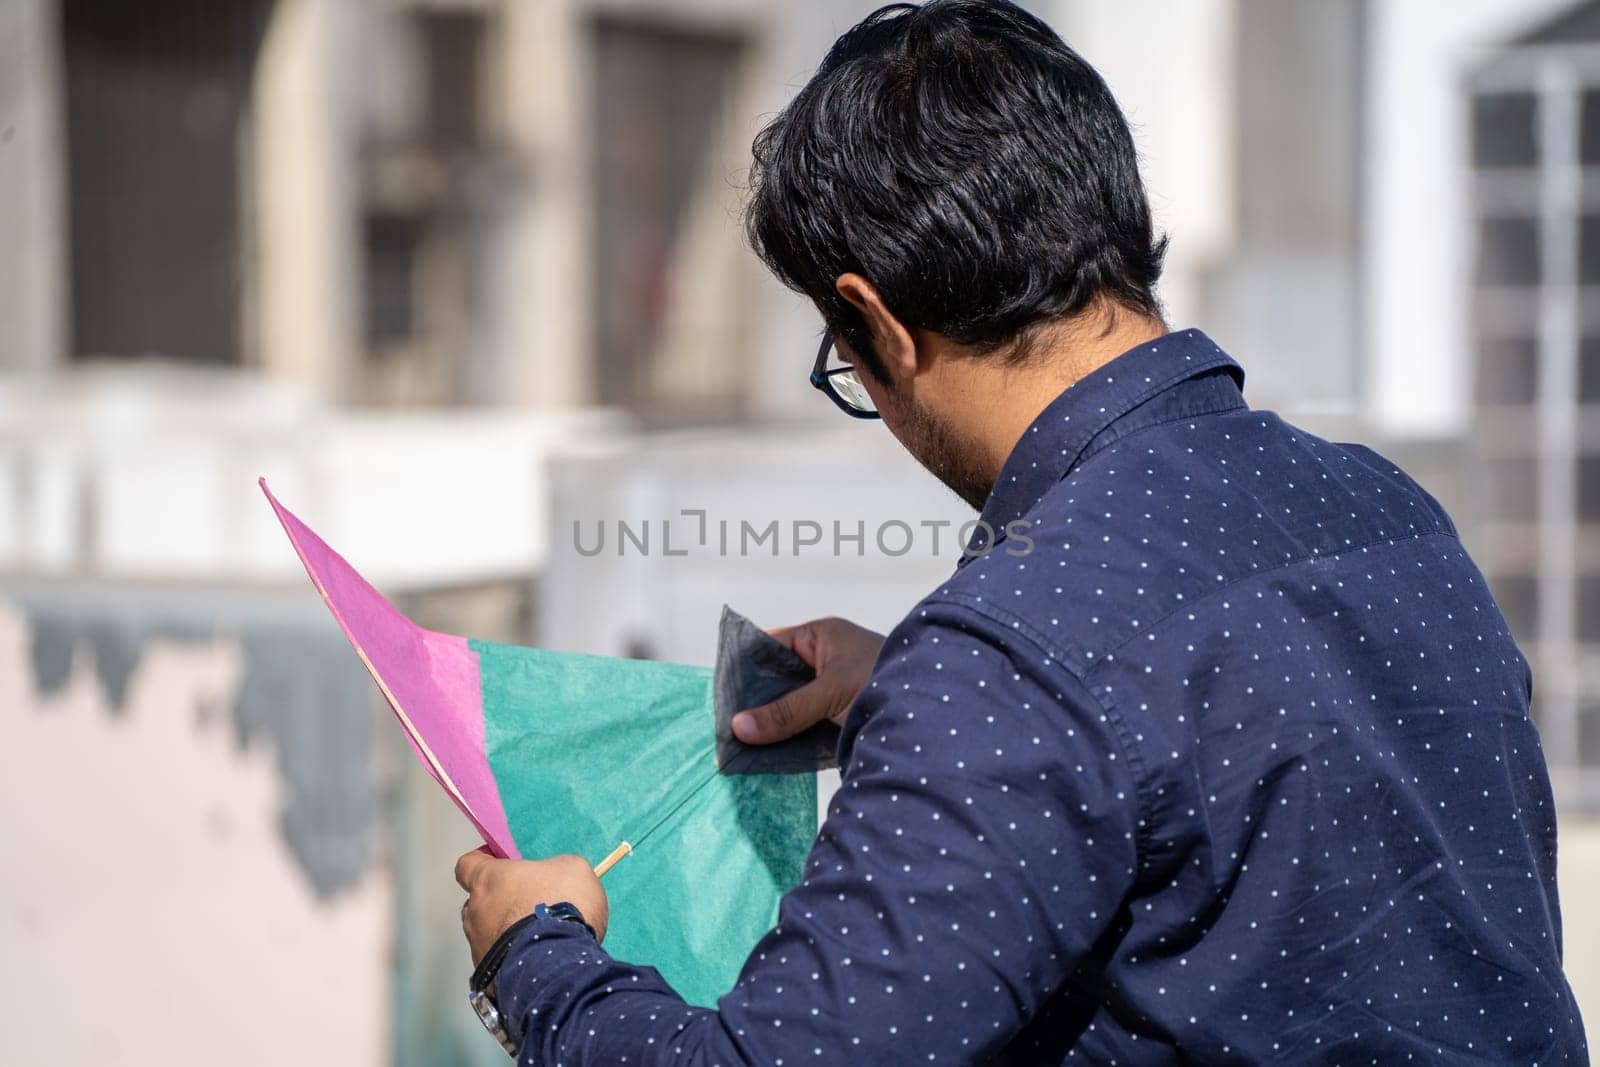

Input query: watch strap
[468,902,598,1058]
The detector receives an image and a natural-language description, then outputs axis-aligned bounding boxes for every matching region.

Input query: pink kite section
[260,479,519,859]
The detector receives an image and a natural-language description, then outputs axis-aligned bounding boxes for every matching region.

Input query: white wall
[539,423,976,663]
[1557,818,1600,1037]
[1052,0,1239,331]
[1363,0,1575,437]
[0,367,620,585]
[0,604,391,1067]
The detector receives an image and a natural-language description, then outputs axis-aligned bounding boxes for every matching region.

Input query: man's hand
[732,616,885,745]
[454,848,609,965]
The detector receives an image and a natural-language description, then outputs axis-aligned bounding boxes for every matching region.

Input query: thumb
[453,846,493,891]
[732,678,839,745]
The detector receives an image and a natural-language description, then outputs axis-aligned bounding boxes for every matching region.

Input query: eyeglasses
[809,331,881,419]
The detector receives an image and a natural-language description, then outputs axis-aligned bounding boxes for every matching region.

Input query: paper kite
[260,479,827,1007]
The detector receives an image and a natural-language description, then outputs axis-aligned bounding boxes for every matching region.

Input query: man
[455,1,1589,1061]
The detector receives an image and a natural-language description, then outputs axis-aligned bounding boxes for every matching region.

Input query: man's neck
[949,310,1169,498]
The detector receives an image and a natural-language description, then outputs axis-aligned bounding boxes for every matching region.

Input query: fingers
[733,677,835,744]
[766,619,828,666]
[454,846,493,890]
[737,617,888,745]
[763,624,802,653]
[456,852,613,962]
[783,618,831,666]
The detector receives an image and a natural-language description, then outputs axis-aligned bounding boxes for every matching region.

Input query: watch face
[468,990,517,1056]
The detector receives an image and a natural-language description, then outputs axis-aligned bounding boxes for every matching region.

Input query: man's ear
[835,273,918,380]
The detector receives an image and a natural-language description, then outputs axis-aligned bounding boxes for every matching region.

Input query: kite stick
[594,841,632,878]
[259,480,516,857]
[352,645,471,812]
[264,484,471,814]
[588,755,719,878]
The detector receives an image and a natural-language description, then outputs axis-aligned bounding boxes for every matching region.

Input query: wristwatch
[469,902,597,1056]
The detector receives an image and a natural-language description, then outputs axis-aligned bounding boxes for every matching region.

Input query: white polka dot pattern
[495,330,1589,1065]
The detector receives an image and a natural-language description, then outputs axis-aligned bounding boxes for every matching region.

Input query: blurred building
[1,0,1596,1064]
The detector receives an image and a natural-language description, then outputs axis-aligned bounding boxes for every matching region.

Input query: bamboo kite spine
[594,841,632,878]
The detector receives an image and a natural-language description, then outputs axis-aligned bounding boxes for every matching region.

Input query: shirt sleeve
[495,597,1142,1064]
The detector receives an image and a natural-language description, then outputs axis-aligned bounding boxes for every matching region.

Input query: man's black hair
[746,0,1167,380]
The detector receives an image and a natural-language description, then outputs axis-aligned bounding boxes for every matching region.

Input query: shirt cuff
[495,915,601,1052]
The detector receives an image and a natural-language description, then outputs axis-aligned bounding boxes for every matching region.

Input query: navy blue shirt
[496,329,1588,1063]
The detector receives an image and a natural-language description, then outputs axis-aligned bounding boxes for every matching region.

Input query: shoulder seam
[1090,528,1462,668]
[924,592,1156,864]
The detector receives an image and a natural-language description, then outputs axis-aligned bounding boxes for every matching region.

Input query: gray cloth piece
[714,605,839,775]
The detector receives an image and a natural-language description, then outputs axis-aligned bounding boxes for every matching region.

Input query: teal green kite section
[262,481,819,1013]
[473,638,817,1008]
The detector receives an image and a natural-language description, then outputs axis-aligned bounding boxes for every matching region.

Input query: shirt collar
[964,328,1245,560]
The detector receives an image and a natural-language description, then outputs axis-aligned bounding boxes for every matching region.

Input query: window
[1493,574,1540,640]
[1471,1,1600,808]
[1472,92,1539,168]
[365,213,422,349]
[418,9,487,151]
[1476,217,1542,286]
[61,0,272,363]
[353,5,497,406]
[588,15,751,418]
[1479,336,1540,405]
